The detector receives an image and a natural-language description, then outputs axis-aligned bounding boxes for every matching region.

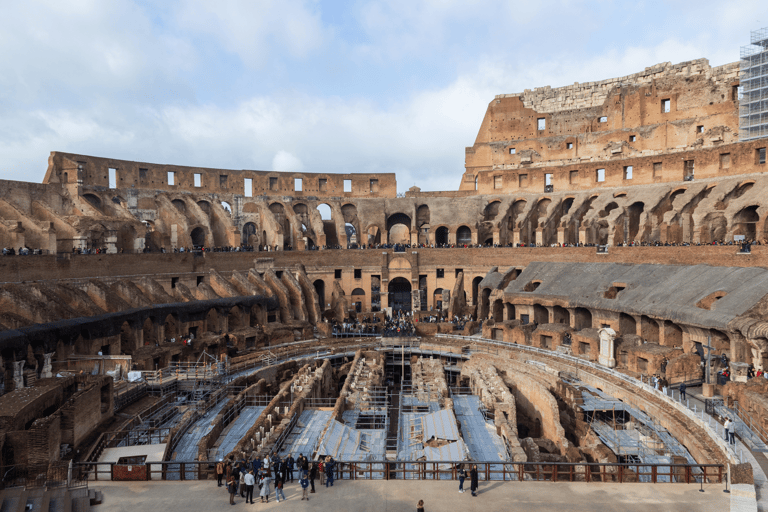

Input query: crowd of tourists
[217,453,336,505]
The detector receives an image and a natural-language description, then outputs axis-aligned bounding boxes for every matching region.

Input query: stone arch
[388,277,412,314]
[553,305,569,324]
[627,201,645,242]
[366,225,381,246]
[345,223,357,247]
[386,212,412,238]
[190,226,206,247]
[435,226,449,246]
[504,302,515,321]
[640,315,659,342]
[83,193,102,209]
[456,225,472,246]
[142,317,156,346]
[492,299,503,321]
[120,321,136,354]
[664,321,683,347]
[242,222,257,246]
[388,224,410,244]
[205,308,219,333]
[480,288,491,319]
[197,200,211,215]
[484,200,502,221]
[416,205,430,227]
[269,202,292,249]
[434,288,444,310]
[472,276,483,305]
[619,313,636,336]
[574,307,592,330]
[533,304,549,325]
[700,213,727,243]
[733,205,759,240]
[314,279,326,310]
[163,314,179,341]
[117,224,137,254]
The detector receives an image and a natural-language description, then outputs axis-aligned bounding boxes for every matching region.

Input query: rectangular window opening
[194,173,202,187]
[684,160,695,180]
[108,167,117,188]
[344,179,352,193]
[219,175,228,189]
[519,174,528,188]
[334,269,342,279]
[171,277,179,289]
[661,99,671,113]
[545,173,553,186]
[596,168,605,182]
[436,268,444,279]
[537,118,546,130]
[697,125,704,133]
[720,153,731,170]
[494,175,502,189]
[244,178,253,197]
[455,268,463,277]
[139,168,148,183]
[370,179,379,193]
[569,170,579,184]
[295,178,303,191]
[653,162,662,178]
[167,171,175,186]
[354,268,362,279]
[319,178,327,192]
[509,148,516,155]
[629,135,636,142]
[623,166,633,180]
[757,148,766,165]
[269,177,278,191]
[598,116,607,123]
[566,142,573,149]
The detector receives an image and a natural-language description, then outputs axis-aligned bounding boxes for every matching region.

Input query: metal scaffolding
[740,27,768,141]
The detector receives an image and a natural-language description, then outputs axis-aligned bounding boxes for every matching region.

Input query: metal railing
[71,460,723,484]
[1,462,87,490]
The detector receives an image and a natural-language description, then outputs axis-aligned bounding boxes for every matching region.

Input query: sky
[0,1,765,192]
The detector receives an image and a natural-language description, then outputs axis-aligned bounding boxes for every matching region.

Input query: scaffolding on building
[740,27,768,141]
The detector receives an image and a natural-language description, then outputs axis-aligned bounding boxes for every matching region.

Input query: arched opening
[314,280,326,311]
[640,315,659,342]
[533,304,549,325]
[434,288,444,310]
[83,193,102,209]
[553,305,569,324]
[120,321,136,354]
[142,317,156,346]
[505,303,515,321]
[492,299,503,321]
[416,205,430,227]
[574,308,592,330]
[117,224,137,254]
[663,321,683,347]
[190,227,205,247]
[269,203,292,250]
[318,203,332,220]
[456,226,472,246]
[228,306,242,330]
[205,309,219,333]
[163,314,178,341]
[242,222,257,246]
[711,329,730,353]
[627,202,645,242]
[351,288,365,313]
[484,201,501,221]
[197,200,211,215]
[435,226,449,246]
[388,277,412,314]
[220,201,232,216]
[619,313,636,336]
[472,276,483,305]
[734,205,759,240]
[345,223,357,247]
[172,199,186,213]
[480,288,491,319]
[367,225,381,246]
[388,224,410,244]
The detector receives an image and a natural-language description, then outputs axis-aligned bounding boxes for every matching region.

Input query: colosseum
[1,32,768,512]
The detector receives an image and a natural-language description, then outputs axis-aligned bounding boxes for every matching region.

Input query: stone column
[41,353,54,379]
[598,328,617,368]
[13,361,25,390]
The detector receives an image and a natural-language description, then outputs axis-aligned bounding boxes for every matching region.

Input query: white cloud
[272,151,305,173]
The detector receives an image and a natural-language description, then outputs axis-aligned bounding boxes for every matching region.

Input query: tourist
[239,465,246,497]
[216,460,224,487]
[226,473,237,505]
[244,469,256,504]
[287,454,295,482]
[724,417,732,444]
[318,459,325,485]
[275,467,286,502]
[300,470,310,500]
[259,468,271,503]
[309,461,317,493]
[679,382,687,401]
[325,456,335,487]
[417,499,425,512]
[457,464,466,493]
[470,464,479,497]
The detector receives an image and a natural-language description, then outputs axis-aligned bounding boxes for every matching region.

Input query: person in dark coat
[470,464,479,497]
[309,461,317,493]
[679,382,687,401]
[287,454,295,482]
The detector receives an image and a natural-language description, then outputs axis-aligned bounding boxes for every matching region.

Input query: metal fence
[1,462,87,490]
[71,460,723,484]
